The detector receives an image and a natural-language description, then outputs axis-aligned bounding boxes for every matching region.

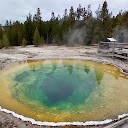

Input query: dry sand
[0,45,128,128]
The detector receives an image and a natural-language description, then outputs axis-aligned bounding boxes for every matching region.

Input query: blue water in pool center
[1,59,128,122]
[12,61,99,109]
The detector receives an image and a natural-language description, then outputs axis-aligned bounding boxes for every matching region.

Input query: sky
[0,0,128,25]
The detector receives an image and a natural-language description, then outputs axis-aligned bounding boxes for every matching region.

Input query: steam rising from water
[64,27,86,46]
[113,26,128,42]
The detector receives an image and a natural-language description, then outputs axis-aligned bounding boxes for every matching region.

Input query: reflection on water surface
[0,59,128,122]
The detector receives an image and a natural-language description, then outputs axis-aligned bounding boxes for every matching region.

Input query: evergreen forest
[0,1,128,48]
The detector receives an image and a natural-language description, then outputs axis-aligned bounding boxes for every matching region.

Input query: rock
[0,121,2,127]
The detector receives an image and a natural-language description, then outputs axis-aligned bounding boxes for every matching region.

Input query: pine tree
[63,9,68,19]
[101,1,109,20]
[0,39,3,48]
[11,21,23,46]
[87,5,92,19]
[76,4,82,20]
[69,6,75,27]
[33,8,42,38]
[39,36,45,46]
[2,34,9,47]
[33,8,42,21]
[82,7,87,20]
[0,24,3,39]
[5,20,9,27]
[100,1,112,39]
[22,38,27,47]
[51,11,55,21]
[33,27,40,46]
[24,13,34,44]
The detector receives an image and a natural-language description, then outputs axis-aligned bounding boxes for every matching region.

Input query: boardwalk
[98,42,128,60]
[105,117,128,128]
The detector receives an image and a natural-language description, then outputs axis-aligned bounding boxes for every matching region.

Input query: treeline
[0,1,128,48]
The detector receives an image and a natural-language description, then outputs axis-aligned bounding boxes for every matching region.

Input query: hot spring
[0,59,128,123]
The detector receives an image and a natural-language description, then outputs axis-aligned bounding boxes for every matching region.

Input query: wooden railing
[97,42,128,59]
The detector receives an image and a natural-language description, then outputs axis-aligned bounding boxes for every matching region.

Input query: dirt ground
[0,45,128,128]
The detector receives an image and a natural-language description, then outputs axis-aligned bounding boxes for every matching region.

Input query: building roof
[107,38,117,42]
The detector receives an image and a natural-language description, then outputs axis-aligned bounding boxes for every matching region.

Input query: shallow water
[0,59,128,122]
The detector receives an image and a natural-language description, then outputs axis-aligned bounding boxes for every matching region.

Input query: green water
[12,61,97,109]
[1,59,128,122]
